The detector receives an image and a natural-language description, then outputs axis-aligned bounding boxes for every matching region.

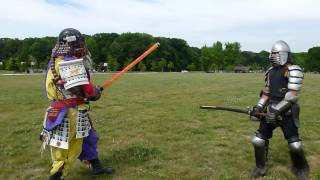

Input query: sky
[0,0,319,52]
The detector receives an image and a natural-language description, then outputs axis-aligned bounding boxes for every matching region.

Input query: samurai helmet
[52,28,87,58]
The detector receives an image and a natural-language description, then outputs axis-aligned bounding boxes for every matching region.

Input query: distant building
[234,66,251,73]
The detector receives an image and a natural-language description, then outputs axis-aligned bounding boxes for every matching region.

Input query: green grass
[0,72,319,179]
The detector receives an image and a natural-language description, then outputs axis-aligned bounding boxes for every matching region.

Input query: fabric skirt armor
[41,107,91,177]
[42,108,91,149]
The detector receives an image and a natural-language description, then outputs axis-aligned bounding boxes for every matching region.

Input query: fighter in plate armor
[41,28,112,180]
[249,40,309,179]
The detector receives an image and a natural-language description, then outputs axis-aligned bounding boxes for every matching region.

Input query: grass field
[0,72,319,180]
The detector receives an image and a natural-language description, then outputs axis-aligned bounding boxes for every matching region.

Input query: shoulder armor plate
[288,65,302,71]
[288,65,304,78]
[288,69,304,79]
[287,65,303,91]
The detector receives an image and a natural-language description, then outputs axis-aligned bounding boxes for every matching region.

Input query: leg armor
[250,134,268,178]
[252,134,268,168]
[288,138,309,180]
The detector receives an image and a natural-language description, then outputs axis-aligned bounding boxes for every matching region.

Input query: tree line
[0,32,319,72]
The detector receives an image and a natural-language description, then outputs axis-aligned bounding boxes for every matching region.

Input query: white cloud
[0,0,319,52]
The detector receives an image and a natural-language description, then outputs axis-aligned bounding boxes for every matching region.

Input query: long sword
[200,105,266,117]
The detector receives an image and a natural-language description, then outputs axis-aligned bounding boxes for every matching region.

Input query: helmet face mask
[269,40,291,66]
[269,51,288,66]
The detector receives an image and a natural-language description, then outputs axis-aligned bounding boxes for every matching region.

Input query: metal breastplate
[268,66,288,100]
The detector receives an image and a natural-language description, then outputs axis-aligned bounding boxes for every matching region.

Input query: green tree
[305,47,320,72]
[158,59,167,72]
[186,63,196,71]
[138,62,146,72]
[124,57,133,70]
[7,57,19,71]
[107,55,119,71]
[211,41,224,70]
[258,51,270,69]
[167,61,174,72]
[151,60,160,71]
[293,52,307,67]
[224,42,243,68]
[200,46,214,71]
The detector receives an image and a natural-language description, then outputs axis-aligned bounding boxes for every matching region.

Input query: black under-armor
[268,66,288,100]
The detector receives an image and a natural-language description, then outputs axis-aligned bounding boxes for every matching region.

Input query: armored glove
[83,83,102,101]
[88,86,102,101]
[266,106,279,124]
[250,105,263,118]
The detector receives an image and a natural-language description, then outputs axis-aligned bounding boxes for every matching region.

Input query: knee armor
[252,135,266,147]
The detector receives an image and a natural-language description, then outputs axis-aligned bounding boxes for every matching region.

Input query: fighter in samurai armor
[40,28,113,180]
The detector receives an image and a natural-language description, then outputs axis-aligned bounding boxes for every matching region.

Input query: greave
[288,141,309,180]
[254,144,267,168]
[250,135,268,178]
[289,150,309,170]
[252,136,268,168]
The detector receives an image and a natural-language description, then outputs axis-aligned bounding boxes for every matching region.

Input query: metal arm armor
[288,65,304,91]
[272,65,303,113]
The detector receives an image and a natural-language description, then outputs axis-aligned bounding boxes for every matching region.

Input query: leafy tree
[242,50,269,70]
[258,51,270,69]
[293,52,307,67]
[211,41,224,69]
[158,59,167,72]
[138,62,146,72]
[151,60,160,71]
[124,57,133,70]
[305,47,320,72]
[107,55,119,71]
[200,46,214,71]
[167,61,174,72]
[187,63,196,71]
[1,33,319,73]
[224,42,243,67]
[7,57,19,71]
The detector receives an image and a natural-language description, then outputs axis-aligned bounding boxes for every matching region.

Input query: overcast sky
[0,0,319,52]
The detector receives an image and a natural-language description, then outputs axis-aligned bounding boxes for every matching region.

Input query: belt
[50,98,85,108]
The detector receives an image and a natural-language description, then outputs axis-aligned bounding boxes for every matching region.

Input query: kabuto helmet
[53,28,87,58]
[269,40,292,66]
[51,28,93,69]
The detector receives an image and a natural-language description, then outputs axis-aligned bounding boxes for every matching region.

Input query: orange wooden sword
[100,42,160,90]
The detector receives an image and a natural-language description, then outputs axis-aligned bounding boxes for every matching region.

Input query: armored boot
[288,141,309,180]
[89,159,114,175]
[250,136,267,178]
[48,171,63,180]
